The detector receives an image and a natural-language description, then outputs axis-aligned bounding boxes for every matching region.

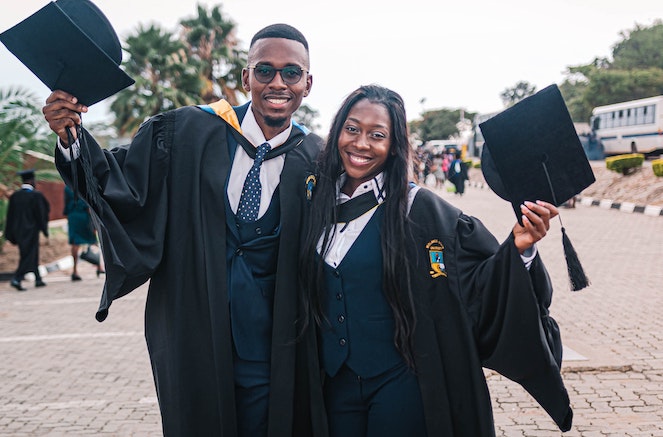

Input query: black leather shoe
[71,274,82,281]
[35,280,47,287]
[11,280,26,291]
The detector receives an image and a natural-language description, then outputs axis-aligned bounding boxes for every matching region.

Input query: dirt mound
[580,161,663,207]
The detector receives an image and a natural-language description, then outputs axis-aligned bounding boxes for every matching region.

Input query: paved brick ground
[1,183,661,436]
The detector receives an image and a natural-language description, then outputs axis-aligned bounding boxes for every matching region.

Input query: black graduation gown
[55,104,323,436]
[304,187,572,436]
[406,188,572,435]
[5,188,50,275]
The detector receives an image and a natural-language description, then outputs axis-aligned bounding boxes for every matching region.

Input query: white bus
[590,95,663,156]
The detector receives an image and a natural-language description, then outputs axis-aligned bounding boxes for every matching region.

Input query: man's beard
[264,116,288,128]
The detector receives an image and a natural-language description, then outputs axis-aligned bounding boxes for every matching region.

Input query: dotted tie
[237,142,272,222]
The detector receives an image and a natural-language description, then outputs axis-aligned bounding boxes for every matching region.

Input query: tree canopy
[410,108,476,144]
[500,81,537,107]
[0,87,56,191]
[110,24,203,136]
[560,20,663,122]
[110,4,248,137]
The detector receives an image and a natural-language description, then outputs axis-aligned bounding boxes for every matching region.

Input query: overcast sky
[2,0,661,134]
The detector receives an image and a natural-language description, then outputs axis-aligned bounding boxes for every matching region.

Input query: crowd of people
[4,21,573,437]
[418,148,470,195]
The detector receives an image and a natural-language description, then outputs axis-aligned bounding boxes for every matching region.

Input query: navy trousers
[324,363,427,437]
[234,350,270,437]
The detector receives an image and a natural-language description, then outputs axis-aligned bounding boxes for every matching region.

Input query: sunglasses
[247,64,308,85]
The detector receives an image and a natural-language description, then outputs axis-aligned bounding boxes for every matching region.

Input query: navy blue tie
[237,142,272,222]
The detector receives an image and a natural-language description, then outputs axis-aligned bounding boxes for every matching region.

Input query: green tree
[293,104,321,134]
[561,21,663,122]
[558,76,591,125]
[611,22,663,70]
[110,24,203,136]
[500,81,537,107]
[583,68,663,108]
[410,108,475,143]
[179,4,247,105]
[0,87,54,191]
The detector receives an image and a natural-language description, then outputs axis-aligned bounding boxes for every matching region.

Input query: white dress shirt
[227,103,290,218]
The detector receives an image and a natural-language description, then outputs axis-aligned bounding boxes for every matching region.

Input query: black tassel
[561,226,590,291]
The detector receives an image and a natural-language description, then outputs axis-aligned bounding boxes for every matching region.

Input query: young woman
[300,85,573,436]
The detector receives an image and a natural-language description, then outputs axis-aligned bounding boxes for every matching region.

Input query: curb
[466,180,663,217]
[576,196,663,216]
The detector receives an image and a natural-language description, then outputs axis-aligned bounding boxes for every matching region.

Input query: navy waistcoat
[319,206,403,378]
[225,187,281,362]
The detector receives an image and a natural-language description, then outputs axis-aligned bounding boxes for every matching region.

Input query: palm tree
[179,4,247,105]
[0,86,54,190]
[0,86,58,250]
[110,24,204,137]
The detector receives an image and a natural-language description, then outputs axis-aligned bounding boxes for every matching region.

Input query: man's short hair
[250,23,308,52]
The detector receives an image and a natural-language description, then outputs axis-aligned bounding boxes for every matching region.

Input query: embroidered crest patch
[426,239,447,278]
[306,174,316,201]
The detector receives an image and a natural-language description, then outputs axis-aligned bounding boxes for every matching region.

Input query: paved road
[1,184,662,436]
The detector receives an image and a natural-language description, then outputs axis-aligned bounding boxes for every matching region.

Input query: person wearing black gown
[5,169,50,291]
[299,85,573,436]
[42,24,323,437]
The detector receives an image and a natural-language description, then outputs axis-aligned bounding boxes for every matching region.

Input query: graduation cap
[480,84,595,291]
[0,0,135,107]
[17,169,36,182]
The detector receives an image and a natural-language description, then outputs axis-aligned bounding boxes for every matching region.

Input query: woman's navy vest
[319,206,404,378]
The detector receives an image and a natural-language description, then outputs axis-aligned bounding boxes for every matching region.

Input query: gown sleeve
[454,214,573,432]
[55,112,173,321]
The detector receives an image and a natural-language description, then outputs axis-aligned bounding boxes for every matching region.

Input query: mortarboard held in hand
[0,0,134,207]
[479,84,595,291]
[0,0,135,107]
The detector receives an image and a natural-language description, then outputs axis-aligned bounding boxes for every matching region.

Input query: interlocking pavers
[1,183,661,436]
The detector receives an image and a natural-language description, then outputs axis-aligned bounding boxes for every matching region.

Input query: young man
[42,24,323,437]
[5,169,50,291]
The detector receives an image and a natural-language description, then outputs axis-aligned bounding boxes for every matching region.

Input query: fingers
[513,200,559,253]
[42,90,88,146]
[521,200,557,231]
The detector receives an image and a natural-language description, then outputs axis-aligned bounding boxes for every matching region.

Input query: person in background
[4,169,50,291]
[63,185,103,280]
[299,84,572,436]
[42,23,322,437]
[447,149,469,195]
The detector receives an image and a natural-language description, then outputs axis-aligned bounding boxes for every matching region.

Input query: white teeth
[268,98,287,104]
[350,154,369,164]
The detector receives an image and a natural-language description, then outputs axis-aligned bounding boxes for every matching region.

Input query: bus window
[591,95,663,155]
[645,105,655,124]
